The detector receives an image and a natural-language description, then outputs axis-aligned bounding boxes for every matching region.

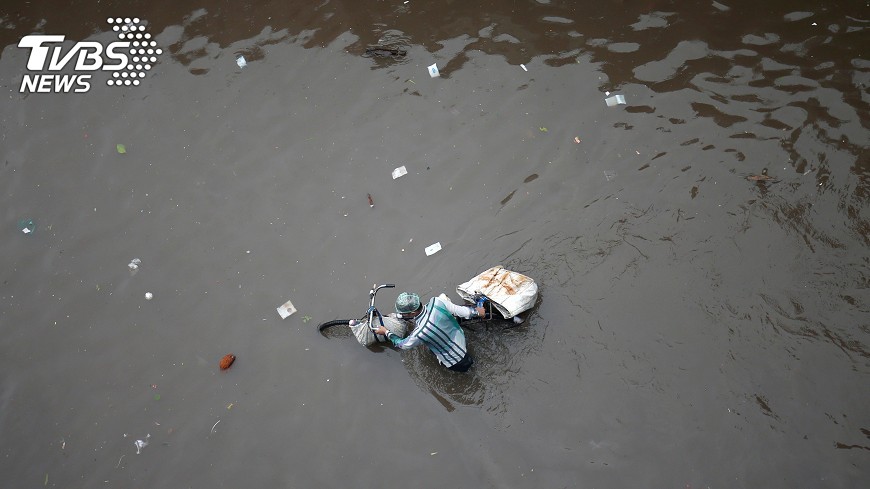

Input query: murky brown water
[1,1,868,487]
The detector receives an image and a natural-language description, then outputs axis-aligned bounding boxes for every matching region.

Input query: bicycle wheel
[317,319,352,332]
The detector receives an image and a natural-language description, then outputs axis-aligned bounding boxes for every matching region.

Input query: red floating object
[219,354,236,370]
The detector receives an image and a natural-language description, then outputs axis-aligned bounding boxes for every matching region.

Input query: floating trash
[236,55,247,68]
[277,298,297,319]
[144,292,153,300]
[425,242,442,256]
[520,64,528,71]
[364,46,407,58]
[367,193,374,207]
[427,63,440,77]
[128,258,141,271]
[116,143,126,154]
[605,94,626,106]
[604,170,618,181]
[747,168,775,181]
[219,354,236,370]
[134,434,150,455]
[18,218,35,234]
[392,165,408,179]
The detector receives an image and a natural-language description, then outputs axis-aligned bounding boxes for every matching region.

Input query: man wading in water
[374,292,484,372]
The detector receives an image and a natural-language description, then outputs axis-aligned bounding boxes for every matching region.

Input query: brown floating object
[219,354,236,370]
[747,168,774,181]
[364,47,407,58]
[367,193,374,207]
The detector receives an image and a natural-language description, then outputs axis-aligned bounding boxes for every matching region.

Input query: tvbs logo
[18,17,161,93]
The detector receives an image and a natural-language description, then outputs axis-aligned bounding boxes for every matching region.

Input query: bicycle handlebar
[366,284,397,334]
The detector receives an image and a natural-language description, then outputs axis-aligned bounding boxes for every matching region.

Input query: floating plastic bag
[457,266,538,318]
[604,94,626,106]
[134,434,150,454]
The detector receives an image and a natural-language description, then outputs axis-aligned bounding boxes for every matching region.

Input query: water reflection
[8,1,862,179]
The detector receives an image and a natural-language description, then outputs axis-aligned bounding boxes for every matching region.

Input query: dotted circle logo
[105,17,161,87]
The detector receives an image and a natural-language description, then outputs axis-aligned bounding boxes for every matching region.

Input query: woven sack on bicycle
[350,315,410,346]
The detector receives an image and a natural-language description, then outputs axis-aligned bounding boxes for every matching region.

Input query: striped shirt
[386,296,473,368]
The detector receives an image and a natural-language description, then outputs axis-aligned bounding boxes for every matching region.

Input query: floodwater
[1,0,868,487]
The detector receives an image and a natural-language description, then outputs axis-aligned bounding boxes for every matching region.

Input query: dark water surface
[1,0,868,487]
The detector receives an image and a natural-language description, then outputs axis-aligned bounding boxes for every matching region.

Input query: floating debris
[392,165,408,179]
[144,292,153,300]
[134,434,150,454]
[116,143,126,154]
[604,170,618,181]
[236,55,247,68]
[747,168,775,181]
[425,242,442,256]
[128,258,141,271]
[18,218,35,234]
[364,46,407,58]
[277,298,297,319]
[605,94,626,106]
[520,64,528,71]
[427,63,440,77]
[367,193,374,207]
[219,354,236,370]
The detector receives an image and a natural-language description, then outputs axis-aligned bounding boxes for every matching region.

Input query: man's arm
[385,329,424,349]
[436,295,483,319]
[375,323,424,349]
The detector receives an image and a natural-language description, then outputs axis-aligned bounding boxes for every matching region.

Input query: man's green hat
[395,292,421,314]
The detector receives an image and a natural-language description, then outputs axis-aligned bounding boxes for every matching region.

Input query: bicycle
[317,283,521,346]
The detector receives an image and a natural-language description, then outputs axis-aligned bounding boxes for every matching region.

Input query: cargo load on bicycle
[456,266,538,319]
